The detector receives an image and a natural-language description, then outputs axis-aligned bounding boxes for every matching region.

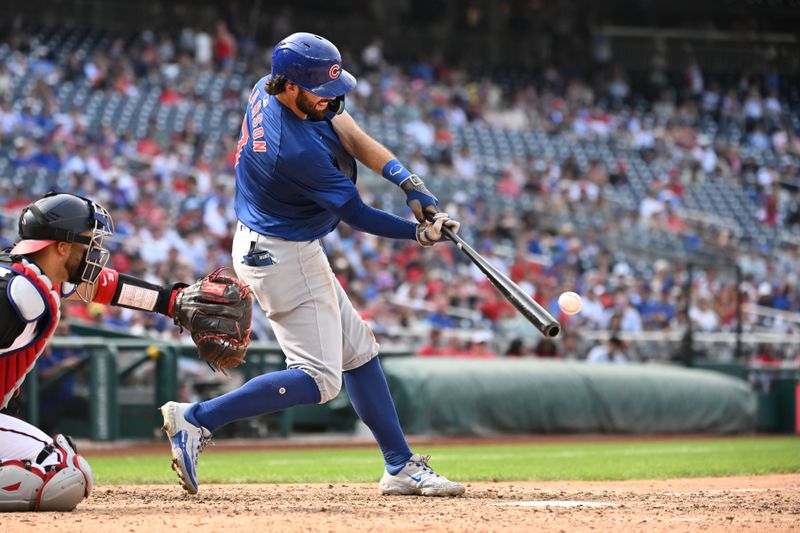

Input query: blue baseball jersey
[234,76,359,241]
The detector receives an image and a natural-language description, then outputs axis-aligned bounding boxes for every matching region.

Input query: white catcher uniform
[2,191,184,509]
[0,257,93,512]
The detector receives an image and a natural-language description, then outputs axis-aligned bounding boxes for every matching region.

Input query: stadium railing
[22,335,412,441]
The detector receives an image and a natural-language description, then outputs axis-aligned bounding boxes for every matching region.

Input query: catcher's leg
[0,414,93,511]
[0,413,52,461]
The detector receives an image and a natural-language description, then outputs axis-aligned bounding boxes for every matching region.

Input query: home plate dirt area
[4,475,799,532]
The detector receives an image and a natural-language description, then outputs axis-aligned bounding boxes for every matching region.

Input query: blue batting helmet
[271,32,357,98]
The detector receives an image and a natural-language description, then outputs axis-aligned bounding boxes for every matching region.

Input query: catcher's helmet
[271,32,356,98]
[13,192,112,253]
[12,192,113,297]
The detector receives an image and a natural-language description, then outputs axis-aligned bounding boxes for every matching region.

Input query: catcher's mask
[12,192,114,301]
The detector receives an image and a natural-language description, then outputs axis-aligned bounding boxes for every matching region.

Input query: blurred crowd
[1,21,799,363]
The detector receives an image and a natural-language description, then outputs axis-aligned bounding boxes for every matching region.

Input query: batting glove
[326,95,346,116]
[400,174,440,223]
[416,212,460,247]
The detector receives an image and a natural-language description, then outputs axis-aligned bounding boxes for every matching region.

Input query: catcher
[0,192,252,512]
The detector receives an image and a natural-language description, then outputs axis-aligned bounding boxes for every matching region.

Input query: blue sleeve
[280,143,416,240]
[281,149,359,211]
[331,196,417,240]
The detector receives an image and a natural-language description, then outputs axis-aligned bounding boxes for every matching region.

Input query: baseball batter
[0,193,190,511]
[160,32,464,497]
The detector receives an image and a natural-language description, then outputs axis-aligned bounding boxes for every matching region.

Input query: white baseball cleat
[160,401,212,495]
[379,454,465,497]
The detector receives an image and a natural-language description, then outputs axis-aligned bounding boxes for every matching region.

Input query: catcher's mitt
[172,267,253,372]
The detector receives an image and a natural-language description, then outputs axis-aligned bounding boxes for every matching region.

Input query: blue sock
[343,357,412,474]
[187,369,321,433]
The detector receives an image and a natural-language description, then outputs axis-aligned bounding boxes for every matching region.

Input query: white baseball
[558,291,582,315]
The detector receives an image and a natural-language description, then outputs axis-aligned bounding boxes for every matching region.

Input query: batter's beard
[296,91,329,121]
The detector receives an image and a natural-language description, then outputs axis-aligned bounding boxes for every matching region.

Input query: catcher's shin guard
[38,435,93,511]
[0,460,44,511]
[0,435,93,512]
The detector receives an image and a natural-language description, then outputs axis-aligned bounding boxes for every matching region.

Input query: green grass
[88,437,800,485]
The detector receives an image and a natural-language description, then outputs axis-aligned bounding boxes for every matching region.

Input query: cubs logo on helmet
[271,33,356,98]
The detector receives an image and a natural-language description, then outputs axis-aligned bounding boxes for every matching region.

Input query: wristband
[156,282,188,317]
[166,286,180,317]
[382,159,412,186]
[93,268,120,305]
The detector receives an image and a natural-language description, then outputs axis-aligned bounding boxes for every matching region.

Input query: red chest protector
[0,257,61,410]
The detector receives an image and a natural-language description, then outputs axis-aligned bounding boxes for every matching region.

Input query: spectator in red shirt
[465,331,497,358]
[213,21,237,70]
[418,329,445,357]
[667,169,684,198]
[663,202,687,233]
[159,82,183,105]
[497,168,523,197]
[4,185,29,211]
[136,126,161,158]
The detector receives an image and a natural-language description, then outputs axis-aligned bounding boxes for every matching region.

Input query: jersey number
[234,116,249,168]
[234,112,268,167]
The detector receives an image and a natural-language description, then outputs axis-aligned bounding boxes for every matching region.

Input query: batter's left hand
[400,174,439,223]
[416,212,460,246]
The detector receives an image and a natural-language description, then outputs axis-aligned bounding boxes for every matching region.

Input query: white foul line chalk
[495,501,618,508]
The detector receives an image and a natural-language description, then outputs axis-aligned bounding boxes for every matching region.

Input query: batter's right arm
[331,110,394,175]
[293,137,458,246]
[332,111,440,222]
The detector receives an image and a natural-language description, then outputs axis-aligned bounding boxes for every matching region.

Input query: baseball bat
[441,226,561,338]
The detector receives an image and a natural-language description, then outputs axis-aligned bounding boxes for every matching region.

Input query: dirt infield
[4,475,799,532]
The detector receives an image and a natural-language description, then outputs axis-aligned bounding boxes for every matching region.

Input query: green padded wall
[382,359,756,435]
